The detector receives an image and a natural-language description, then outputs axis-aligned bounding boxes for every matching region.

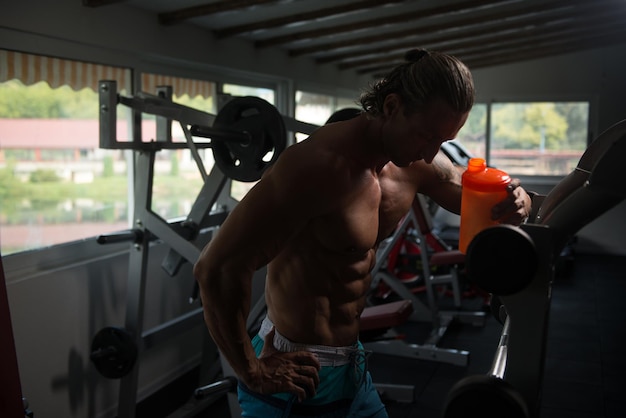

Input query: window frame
[465,96,597,179]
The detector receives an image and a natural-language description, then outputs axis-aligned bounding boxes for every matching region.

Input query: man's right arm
[193,153,324,399]
[193,220,263,388]
[193,202,321,400]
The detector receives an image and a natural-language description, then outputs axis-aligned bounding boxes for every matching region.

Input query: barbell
[191,96,287,182]
[99,80,313,182]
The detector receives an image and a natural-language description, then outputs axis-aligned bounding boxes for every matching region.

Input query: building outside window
[0,50,131,255]
[0,51,223,255]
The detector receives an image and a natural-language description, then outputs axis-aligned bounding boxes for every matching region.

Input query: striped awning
[0,49,129,92]
[0,49,216,99]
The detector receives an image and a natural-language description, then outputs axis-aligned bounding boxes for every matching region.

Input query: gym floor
[137,252,626,418]
[371,252,626,418]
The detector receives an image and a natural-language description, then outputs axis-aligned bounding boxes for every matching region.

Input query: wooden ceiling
[86,0,626,77]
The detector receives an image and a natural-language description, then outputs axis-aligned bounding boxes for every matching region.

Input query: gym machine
[442,119,626,417]
[91,80,318,418]
[365,194,486,368]
[364,137,485,369]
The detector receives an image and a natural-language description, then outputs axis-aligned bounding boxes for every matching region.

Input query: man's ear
[382,93,401,118]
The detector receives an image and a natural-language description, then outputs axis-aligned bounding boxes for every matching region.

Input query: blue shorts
[237,318,388,418]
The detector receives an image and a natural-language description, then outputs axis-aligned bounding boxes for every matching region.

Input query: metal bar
[133,91,215,127]
[181,123,209,182]
[140,214,202,265]
[189,124,250,145]
[117,151,155,418]
[186,165,229,228]
[407,206,440,328]
[371,214,412,273]
[500,224,553,412]
[362,338,469,367]
[96,229,142,245]
[97,141,214,151]
[489,316,510,379]
[142,308,204,350]
[194,376,237,399]
[132,165,224,267]
[155,86,173,143]
[99,80,117,149]
[282,116,319,136]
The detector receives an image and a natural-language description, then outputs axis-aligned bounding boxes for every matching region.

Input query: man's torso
[266,158,420,347]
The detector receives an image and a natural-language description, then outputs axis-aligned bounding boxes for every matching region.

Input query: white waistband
[257,316,361,367]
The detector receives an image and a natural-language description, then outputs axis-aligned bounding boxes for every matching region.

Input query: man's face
[382,96,469,167]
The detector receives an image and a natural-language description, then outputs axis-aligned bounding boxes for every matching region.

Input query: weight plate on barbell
[466,225,538,295]
[212,96,287,182]
[90,326,137,379]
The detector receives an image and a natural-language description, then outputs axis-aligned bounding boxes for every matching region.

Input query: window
[455,103,487,159]
[295,91,357,142]
[0,51,130,255]
[223,83,274,104]
[454,101,589,176]
[490,102,588,175]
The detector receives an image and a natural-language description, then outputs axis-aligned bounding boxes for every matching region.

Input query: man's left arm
[417,151,533,225]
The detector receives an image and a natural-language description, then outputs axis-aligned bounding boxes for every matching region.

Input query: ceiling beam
[355,28,626,75]
[215,0,405,39]
[158,0,278,26]
[255,0,518,49]
[288,0,597,57]
[315,1,616,65]
[463,30,626,69]
[450,20,626,58]
[346,23,623,70]
[82,0,126,6]
[336,10,626,70]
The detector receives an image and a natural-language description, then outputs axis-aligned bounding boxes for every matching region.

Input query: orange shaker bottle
[459,158,511,253]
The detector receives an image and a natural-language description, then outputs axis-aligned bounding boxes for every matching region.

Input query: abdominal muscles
[266,228,377,347]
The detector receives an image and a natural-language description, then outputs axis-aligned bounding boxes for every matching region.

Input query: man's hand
[491,178,532,225]
[247,328,321,402]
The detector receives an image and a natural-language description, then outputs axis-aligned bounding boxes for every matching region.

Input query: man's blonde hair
[359,49,475,116]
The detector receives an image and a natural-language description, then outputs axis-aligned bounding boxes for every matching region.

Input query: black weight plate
[489,294,507,324]
[213,96,287,182]
[443,375,530,418]
[466,225,538,295]
[90,326,137,379]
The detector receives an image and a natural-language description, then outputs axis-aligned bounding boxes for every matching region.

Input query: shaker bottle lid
[463,158,511,192]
